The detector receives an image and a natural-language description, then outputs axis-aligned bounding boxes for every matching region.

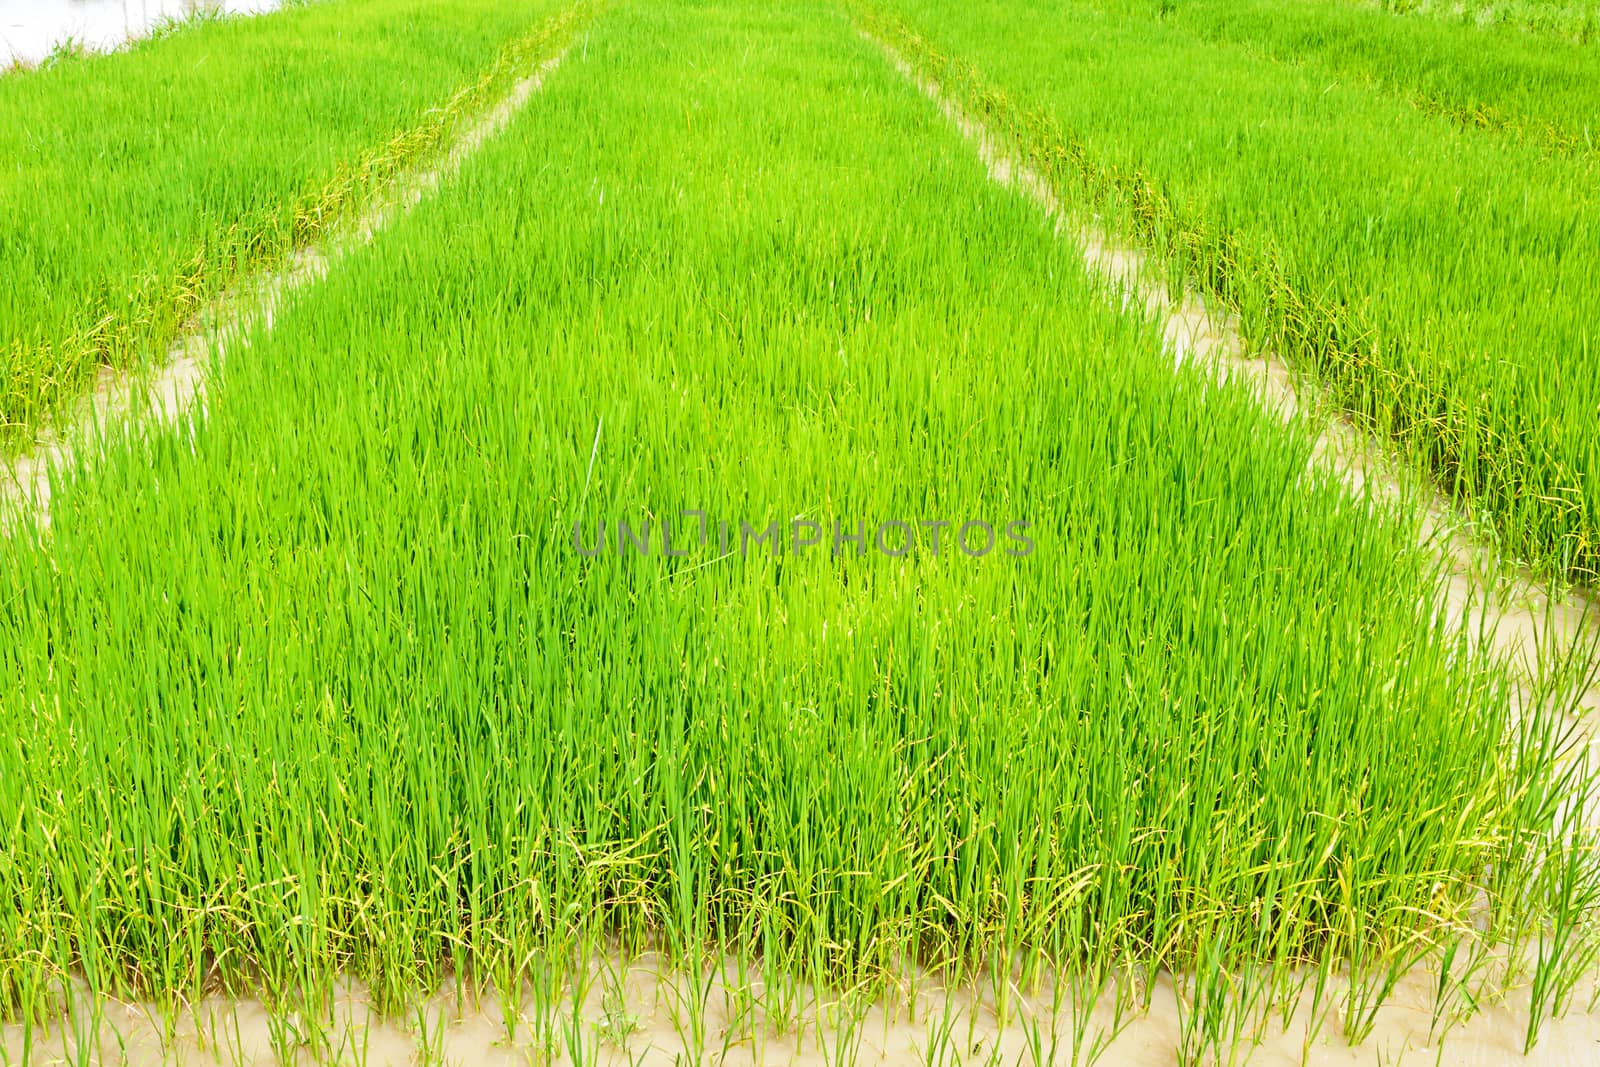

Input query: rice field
[0,0,578,446]
[1,0,1598,1064]
[1361,0,1600,42]
[1149,0,1600,146]
[867,0,1600,587]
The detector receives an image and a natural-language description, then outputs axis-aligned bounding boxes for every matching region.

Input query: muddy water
[0,0,279,66]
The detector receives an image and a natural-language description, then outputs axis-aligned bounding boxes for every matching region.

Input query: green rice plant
[0,0,588,450]
[1367,0,1600,43]
[0,0,1595,1061]
[38,38,87,70]
[1112,0,1600,155]
[863,0,1600,587]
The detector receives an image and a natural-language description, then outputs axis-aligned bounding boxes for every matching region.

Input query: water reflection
[1,0,281,65]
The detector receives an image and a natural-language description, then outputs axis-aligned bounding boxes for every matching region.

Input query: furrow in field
[860,0,1600,589]
[0,21,587,533]
[11,952,1600,1067]
[0,0,585,448]
[861,28,1600,734]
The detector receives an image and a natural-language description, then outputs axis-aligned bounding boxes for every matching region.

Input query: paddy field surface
[1,0,1597,1064]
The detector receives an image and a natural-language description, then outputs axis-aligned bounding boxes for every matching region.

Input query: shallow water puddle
[0,0,279,66]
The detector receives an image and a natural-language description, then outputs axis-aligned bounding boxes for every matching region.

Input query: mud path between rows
[865,33,1598,736]
[0,51,567,532]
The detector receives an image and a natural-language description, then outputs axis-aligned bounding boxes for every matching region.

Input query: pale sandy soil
[5,952,1600,1065]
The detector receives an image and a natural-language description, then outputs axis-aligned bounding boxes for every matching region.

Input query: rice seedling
[863,0,1600,587]
[0,0,584,450]
[0,0,1596,1062]
[142,8,234,49]
[1125,0,1600,155]
[37,38,87,70]
[1367,0,1600,43]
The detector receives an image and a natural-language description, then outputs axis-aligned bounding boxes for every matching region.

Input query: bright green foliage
[1366,0,1600,44]
[868,0,1600,585]
[0,0,576,446]
[0,0,1591,1057]
[1120,0,1600,150]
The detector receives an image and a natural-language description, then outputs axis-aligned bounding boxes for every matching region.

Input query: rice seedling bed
[1357,0,1600,44]
[863,0,1600,589]
[1,0,1596,1062]
[1124,0,1600,153]
[2,30,581,529]
[868,16,1600,717]
[0,0,580,450]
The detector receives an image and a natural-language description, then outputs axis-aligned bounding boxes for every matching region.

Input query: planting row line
[0,0,587,449]
[864,0,1600,585]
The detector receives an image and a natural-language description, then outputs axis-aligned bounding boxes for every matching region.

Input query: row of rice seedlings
[12,4,316,87]
[1121,0,1600,157]
[860,0,1600,589]
[1367,0,1600,43]
[0,0,586,451]
[1,0,1595,1060]
[1,1,316,74]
